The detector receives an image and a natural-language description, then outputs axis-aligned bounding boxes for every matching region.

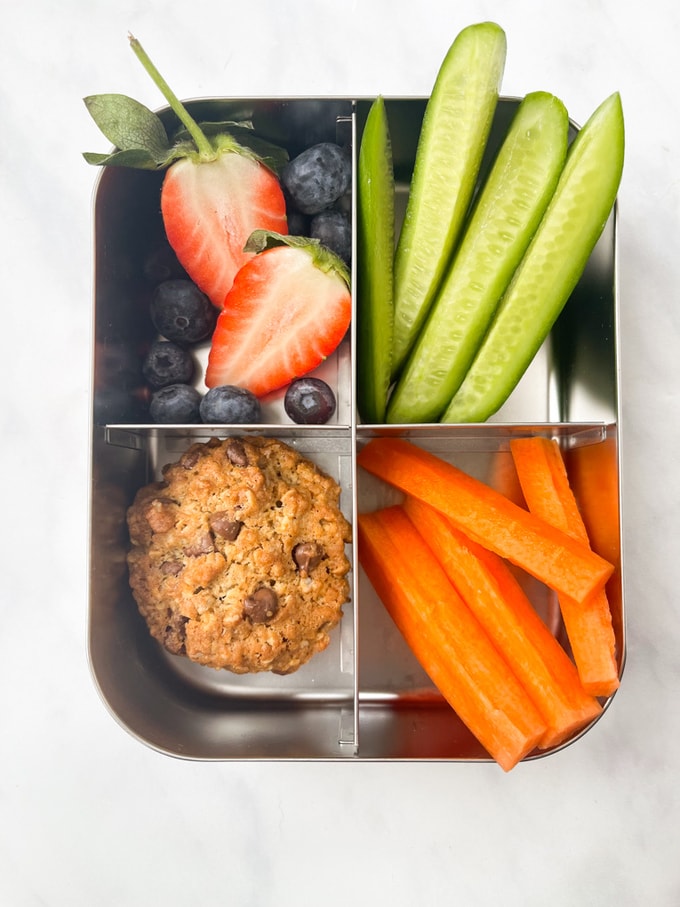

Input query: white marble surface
[2,0,679,903]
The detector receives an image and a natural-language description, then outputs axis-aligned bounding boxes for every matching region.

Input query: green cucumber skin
[357,96,395,423]
[387,92,569,424]
[441,91,625,424]
[391,21,507,377]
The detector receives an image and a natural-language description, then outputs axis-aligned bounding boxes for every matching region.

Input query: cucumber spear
[387,91,569,424]
[357,96,395,423]
[391,21,507,377]
[441,91,625,424]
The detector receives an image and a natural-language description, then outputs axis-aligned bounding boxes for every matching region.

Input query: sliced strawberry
[205,231,351,397]
[83,36,289,308]
[162,151,288,308]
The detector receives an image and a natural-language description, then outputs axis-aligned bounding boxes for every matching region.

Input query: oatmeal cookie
[126,436,352,674]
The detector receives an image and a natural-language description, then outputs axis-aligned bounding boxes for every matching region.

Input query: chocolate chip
[160,559,183,576]
[145,499,177,533]
[292,542,324,573]
[225,439,248,467]
[163,613,188,655]
[184,532,214,556]
[243,586,279,623]
[180,448,201,469]
[209,511,243,541]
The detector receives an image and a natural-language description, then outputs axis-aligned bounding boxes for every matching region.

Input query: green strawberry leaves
[83,93,177,169]
[85,93,169,155]
[245,230,351,290]
[83,38,289,173]
[202,128,289,175]
[172,122,290,175]
[83,92,289,173]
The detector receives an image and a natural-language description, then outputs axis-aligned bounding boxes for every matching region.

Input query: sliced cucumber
[391,21,507,376]
[387,92,569,424]
[357,97,395,423]
[441,91,625,424]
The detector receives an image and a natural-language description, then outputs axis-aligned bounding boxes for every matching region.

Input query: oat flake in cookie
[126,436,352,674]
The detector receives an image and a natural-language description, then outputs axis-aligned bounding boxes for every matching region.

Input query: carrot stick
[358,506,547,771]
[509,436,620,697]
[403,495,602,747]
[566,434,624,673]
[565,434,621,568]
[488,450,527,508]
[357,437,614,603]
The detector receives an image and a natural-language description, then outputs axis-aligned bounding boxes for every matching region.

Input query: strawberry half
[161,148,287,306]
[83,35,288,307]
[205,231,351,397]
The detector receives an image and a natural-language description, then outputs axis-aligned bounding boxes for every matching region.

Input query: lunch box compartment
[89,98,624,761]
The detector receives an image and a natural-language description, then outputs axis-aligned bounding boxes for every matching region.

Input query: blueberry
[310,210,352,264]
[199,385,262,424]
[142,340,194,388]
[143,243,188,284]
[149,384,202,423]
[150,279,217,345]
[286,209,310,236]
[281,143,351,215]
[284,377,337,424]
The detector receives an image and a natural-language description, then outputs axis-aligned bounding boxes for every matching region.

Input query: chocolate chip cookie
[126,436,352,674]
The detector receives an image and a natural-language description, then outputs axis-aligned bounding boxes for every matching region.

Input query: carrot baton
[404,494,603,729]
[358,505,547,771]
[509,436,620,697]
[566,435,624,670]
[403,495,602,747]
[357,437,613,603]
[487,450,527,508]
[565,434,621,568]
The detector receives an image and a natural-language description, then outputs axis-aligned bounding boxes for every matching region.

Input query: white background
[2,0,679,904]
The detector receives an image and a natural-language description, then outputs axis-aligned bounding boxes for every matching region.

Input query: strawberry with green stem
[206,230,351,398]
[83,35,288,307]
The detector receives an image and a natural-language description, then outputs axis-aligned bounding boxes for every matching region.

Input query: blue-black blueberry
[199,385,262,424]
[284,377,337,424]
[281,143,351,215]
[149,384,202,423]
[150,279,217,345]
[310,209,352,264]
[142,340,194,388]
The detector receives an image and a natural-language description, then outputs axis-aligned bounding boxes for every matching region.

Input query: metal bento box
[88,97,625,761]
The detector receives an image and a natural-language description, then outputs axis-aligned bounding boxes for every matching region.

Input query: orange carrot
[488,449,527,508]
[357,438,614,603]
[565,434,621,568]
[403,495,602,747]
[509,436,620,697]
[358,505,547,771]
[566,434,624,671]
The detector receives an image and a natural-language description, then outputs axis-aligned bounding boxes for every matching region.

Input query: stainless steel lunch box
[88,97,625,761]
